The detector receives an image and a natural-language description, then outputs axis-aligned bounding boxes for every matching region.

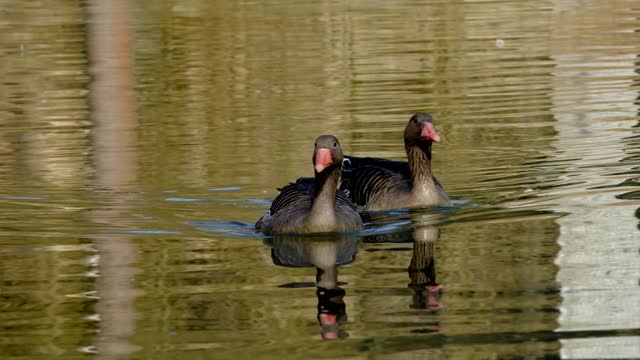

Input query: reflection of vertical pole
[88,0,140,357]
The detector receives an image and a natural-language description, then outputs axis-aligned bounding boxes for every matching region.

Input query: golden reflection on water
[0,0,638,358]
[89,0,141,358]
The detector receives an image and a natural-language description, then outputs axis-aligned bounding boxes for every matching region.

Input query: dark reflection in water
[362,210,447,313]
[264,211,449,341]
[264,210,448,341]
[266,235,358,340]
[264,207,566,358]
[406,221,442,313]
[351,208,565,358]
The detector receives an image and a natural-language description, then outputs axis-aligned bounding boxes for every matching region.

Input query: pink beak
[315,148,333,173]
[420,122,441,142]
[319,313,338,340]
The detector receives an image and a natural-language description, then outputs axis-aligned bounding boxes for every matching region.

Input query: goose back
[343,155,411,178]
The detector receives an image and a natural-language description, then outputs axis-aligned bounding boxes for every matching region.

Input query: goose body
[340,113,451,211]
[256,135,363,235]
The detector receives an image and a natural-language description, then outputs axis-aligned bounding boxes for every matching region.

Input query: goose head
[404,113,441,145]
[313,135,344,174]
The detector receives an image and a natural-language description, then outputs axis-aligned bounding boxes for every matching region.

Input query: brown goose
[340,113,451,211]
[256,135,363,235]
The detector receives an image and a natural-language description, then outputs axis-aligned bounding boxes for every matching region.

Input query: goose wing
[283,177,356,211]
[269,180,313,216]
[340,164,410,208]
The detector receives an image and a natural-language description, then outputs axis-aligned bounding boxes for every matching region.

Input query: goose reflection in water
[363,210,445,314]
[264,210,445,339]
[407,221,442,312]
[264,235,359,340]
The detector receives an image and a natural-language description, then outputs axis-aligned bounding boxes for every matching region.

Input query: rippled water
[0,0,639,358]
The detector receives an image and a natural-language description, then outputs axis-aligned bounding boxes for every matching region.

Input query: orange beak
[420,122,441,142]
[315,148,332,173]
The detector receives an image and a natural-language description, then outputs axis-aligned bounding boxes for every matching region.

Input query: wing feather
[269,181,313,216]
[270,177,356,216]
[341,156,411,208]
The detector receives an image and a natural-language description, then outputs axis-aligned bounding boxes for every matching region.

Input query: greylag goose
[341,113,451,211]
[256,135,364,235]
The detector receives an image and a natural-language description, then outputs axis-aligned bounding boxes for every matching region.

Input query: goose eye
[314,143,317,147]
[332,142,337,148]
[412,118,418,124]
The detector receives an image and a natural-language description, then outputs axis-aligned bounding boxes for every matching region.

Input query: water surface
[0,0,639,358]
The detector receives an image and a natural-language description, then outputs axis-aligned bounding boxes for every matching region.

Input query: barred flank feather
[339,154,449,211]
[349,166,410,208]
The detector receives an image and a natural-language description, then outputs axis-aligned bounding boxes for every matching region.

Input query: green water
[0,0,639,358]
